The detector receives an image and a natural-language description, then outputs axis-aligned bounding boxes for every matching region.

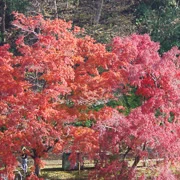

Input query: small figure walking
[21,147,28,175]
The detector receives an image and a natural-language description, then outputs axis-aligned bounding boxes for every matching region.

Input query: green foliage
[155,108,163,118]
[90,103,105,111]
[106,99,122,108]
[89,87,142,115]
[135,0,180,53]
[6,0,30,14]
[97,66,109,74]
[73,120,94,127]
[0,125,7,132]
[136,0,177,13]
[119,88,142,115]
[155,108,175,123]
[168,112,175,123]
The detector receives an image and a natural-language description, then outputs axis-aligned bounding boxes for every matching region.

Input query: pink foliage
[91,34,180,179]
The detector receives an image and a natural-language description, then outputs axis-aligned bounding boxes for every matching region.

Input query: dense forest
[1,0,179,52]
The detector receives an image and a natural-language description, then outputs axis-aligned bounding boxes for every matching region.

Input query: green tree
[135,0,180,53]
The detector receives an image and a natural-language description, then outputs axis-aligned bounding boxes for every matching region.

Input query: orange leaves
[70,127,99,155]
[12,12,43,34]
[73,126,95,137]
[94,106,114,121]
[72,55,84,64]
[42,18,72,35]
[53,142,63,153]
[12,12,127,106]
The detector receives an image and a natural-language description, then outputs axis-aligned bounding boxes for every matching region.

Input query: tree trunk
[34,157,41,177]
[54,0,58,18]
[0,0,6,44]
[93,0,104,24]
[132,142,146,168]
[132,155,140,168]
[66,0,69,9]
[122,147,131,161]
[32,149,41,177]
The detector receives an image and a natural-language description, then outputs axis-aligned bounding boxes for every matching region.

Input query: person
[21,147,28,174]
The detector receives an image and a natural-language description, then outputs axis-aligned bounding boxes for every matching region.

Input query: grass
[40,168,90,180]
[15,156,180,179]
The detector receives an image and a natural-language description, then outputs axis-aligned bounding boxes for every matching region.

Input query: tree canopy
[0,12,180,179]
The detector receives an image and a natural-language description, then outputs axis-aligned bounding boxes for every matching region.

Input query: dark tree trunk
[132,155,140,168]
[122,147,131,161]
[0,0,6,44]
[132,142,146,168]
[31,149,41,177]
[31,145,55,177]
[34,159,40,177]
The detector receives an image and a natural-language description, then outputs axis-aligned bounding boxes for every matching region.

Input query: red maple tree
[0,13,179,180]
[0,12,120,178]
[90,34,180,179]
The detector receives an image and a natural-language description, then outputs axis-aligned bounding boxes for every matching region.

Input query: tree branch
[122,146,131,161]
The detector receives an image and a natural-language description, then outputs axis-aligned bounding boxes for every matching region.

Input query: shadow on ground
[40,167,94,180]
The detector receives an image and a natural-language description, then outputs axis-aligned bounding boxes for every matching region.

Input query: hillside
[55,0,139,43]
[26,0,140,43]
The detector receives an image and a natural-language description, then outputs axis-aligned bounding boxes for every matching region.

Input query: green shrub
[6,0,29,14]
[135,0,180,53]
